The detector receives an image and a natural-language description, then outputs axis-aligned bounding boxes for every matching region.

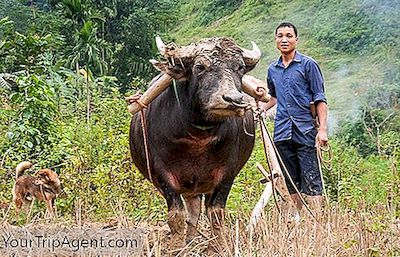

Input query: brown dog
[12,161,61,218]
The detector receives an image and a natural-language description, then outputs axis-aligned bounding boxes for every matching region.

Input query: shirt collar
[293,51,302,62]
[274,51,302,67]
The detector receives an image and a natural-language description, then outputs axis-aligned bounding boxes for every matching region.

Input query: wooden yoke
[127,74,173,115]
[127,74,271,115]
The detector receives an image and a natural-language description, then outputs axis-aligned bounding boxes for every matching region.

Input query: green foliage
[3,74,60,161]
[0,17,62,73]
[196,0,243,26]
[323,139,396,209]
[67,20,112,75]
[0,0,32,32]
[1,0,400,223]
[99,0,177,87]
[338,84,400,157]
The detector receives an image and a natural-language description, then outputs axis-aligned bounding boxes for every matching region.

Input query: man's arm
[316,101,328,146]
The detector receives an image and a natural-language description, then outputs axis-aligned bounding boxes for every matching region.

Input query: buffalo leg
[159,180,186,252]
[182,195,201,242]
[205,178,235,251]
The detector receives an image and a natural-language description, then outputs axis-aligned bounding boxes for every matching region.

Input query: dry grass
[1,202,399,257]
[141,205,400,257]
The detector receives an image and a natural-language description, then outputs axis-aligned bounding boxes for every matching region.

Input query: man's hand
[315,101,328,147]
[316,128,328,147]
[255,86,268,99]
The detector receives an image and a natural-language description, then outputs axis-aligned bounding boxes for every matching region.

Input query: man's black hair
[275,22,298,37]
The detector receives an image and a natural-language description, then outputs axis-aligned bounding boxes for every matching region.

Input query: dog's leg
[45,199,54,219]
[52,198,57,218]
[1,204,12,224]
[26,198,35,223]
[14,198,23,219]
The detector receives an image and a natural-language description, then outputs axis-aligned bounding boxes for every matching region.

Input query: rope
[127,91,153,184]
[136,100,148,109]
[140,109,154,184]
[260,117,318,221]
[317,142,333,171]
[172,79,181,108]
[258,117,281,214]
[253,99,317,221]
[316,141,333,206]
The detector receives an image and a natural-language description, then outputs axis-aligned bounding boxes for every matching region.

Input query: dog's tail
[15,161,33,179]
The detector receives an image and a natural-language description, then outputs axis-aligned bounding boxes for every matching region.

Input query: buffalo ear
[150,59,188,81]
[150,59,168,72]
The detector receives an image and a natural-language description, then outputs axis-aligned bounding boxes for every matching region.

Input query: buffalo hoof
[186,224,202,243]
[167,209,186,255]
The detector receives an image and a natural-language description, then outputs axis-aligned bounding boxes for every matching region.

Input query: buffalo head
[151,37,261,121]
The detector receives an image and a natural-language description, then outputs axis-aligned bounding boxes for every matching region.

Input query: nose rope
[242,118,254,137]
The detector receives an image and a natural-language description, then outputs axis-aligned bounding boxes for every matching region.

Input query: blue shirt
[267,51,327,146]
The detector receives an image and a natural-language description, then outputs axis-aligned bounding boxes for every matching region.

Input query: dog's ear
[33,178,46,186]
[36,170,50,181]
[35,170,51,187]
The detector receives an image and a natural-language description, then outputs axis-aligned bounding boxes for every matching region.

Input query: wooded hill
[167,0,399,131]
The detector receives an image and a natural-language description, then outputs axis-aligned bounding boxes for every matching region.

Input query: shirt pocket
[290,76,312,107]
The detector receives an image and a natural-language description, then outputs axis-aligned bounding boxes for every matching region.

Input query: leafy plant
[2,74,60,164]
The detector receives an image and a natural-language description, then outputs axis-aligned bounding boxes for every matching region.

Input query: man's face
[275,26,298,54]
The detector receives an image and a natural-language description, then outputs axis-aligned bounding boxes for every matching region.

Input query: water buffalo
[129,37,263,251]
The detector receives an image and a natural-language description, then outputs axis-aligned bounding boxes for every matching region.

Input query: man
[260,22,328,210]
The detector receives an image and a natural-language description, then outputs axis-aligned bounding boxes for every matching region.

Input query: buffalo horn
[240,41,262,66]
[156,36,166,56]
[127,73,172,114]
[241,75,271,102]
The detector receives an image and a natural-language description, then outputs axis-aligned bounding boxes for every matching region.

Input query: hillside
[165,0,400,131]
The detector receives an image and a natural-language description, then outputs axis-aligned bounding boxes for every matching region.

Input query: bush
[2,74,61,163]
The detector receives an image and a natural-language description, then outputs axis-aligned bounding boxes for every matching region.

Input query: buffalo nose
[222,92,244,104]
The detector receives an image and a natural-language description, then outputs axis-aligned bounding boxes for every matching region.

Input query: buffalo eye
[193,64,205,74]
[238,64,246,72]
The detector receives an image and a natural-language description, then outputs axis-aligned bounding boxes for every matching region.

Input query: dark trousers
[275,140,322,196]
